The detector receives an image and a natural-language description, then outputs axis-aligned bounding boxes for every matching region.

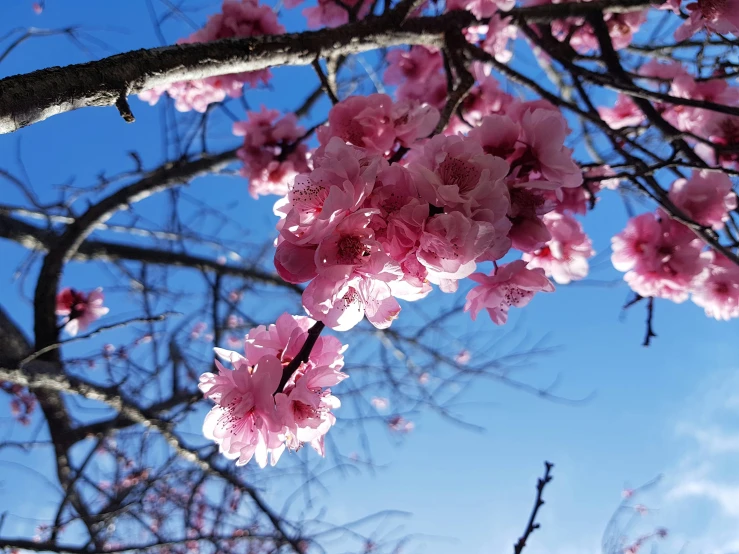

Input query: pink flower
[203,314,348,466]
[303,0,372,28]
[669,170,737,229]
[387,415,414,433]
[239,313,347,371]
[417,212,498,284]
[467,114,520,163]
[509,108,583,191]
[505,187,555,252]
[318,94,397,155]
[523,212,594,284]
[274,242,318,284]
[302,275,401,331]
[611,212,707,302]
[274,373,341,455]
[696,114,739,169]
[55,287,109,337]
[479,16,518,63]
[446,0,514,17]
[584,165,620,191]
[674,0,739,41]
[409,134,511,215]
[691,252,739,320]
[233,107,310,198]
[32,2,43,14]
[384,47,443,86]
[455,349,471,365]
[371,397,390,410]
[397,72,449,110]
[459,68,517,128]
[279,138,382,246]
[638,59,693,83]
[545,7,647,53]
[465,260,554,324]
[599,95,644,130]
[199,354,284,468]
[611,213,662,273]
[391,99,440,147]
[315,211,402,282]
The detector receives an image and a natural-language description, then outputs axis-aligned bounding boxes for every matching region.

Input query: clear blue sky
[1,1,738,553]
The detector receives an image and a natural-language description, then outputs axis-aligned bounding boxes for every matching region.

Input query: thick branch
[0,363,304,553]
[0,213,302,293]
[0,0,659,133]
[0,12,475,133]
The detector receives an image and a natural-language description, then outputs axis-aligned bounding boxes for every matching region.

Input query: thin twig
[513,461,554,554]
[643,297,657,347]
[312,58,340,104]
[19,312,180,367]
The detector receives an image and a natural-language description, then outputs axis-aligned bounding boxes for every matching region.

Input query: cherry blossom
[599,95,644,129]
[302,0,372,28]
[446,0,515,18]
[691,252,739,320]
[302,274,401,331]
[669,170,737,230]
[465,260,555,324]
[538,2,647,53]
[508,107,583,191]
[408,133,511,216]
[611,212,707,302]
[138,0,284,112]
[417,212,499,284]
[200,354,284,467]
[523,212,594,284]
[674,0,739,41]
[233,107,310,198]
[317,94,439,156]
[384,47,443,87]
[202,314,348,466]
[277,138,381,247]
[55,287,110,337]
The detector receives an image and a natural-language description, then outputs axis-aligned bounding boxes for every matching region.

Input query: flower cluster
[269,92,586,330]
[600,60,739,170]
[465,260,555,324]
[524,0,647,53]
[669,0,739,41]
[233,107,311,198]
[138,0,284,112]
[612,171,738,317]
[285,0,372,28]
[55,287,109,336]
[199,313,348,467]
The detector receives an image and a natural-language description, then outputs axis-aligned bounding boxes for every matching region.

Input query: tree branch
[0,12,476,133]
[0,0,659,134]
[0,213,302,293]
[513,461,554,554]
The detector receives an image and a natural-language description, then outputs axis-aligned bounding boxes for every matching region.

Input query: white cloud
[675,423,739,454]
[658,371,739,553]
[669,479,739,517]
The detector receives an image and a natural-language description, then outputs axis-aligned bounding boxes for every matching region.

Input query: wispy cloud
[659,371,739,553]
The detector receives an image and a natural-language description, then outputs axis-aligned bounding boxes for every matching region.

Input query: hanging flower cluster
[200,314,348,467]
[612,170,738,318]
[138,0,285,112]
[55,287,109,337]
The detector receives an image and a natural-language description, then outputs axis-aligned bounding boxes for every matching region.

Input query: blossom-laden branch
[0,0,661,133]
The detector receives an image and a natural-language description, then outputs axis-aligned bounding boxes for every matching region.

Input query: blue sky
[1,1,738,553]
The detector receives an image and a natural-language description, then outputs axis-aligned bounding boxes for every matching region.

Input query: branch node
[115,90,135,123]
